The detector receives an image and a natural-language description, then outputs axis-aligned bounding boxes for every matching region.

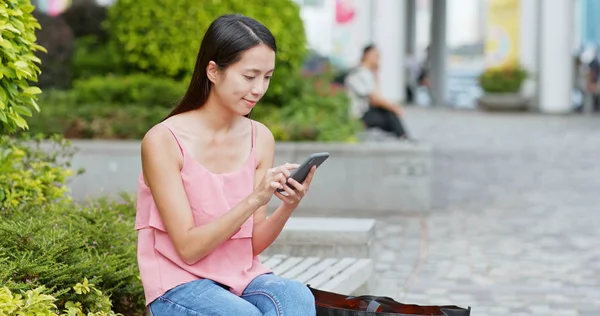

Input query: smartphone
[276,152,330,192]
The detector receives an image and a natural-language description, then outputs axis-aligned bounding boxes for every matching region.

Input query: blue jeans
[148,274,316,316]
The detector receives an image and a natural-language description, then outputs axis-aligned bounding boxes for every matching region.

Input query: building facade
[296,0,583,113]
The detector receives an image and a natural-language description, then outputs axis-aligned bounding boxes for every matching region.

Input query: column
[538,0,574,113]
[518,0,540,108]
[372,0,406,103]
[405,0,417,55]
[429,0,448,106]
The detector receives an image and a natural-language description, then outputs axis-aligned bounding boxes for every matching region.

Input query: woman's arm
[250,122,314,256]
[142,125,262,265]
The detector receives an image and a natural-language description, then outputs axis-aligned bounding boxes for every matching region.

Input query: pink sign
[335,0,356,24]
[47,0,71,16]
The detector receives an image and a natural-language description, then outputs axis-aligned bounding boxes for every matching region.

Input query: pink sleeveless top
[134,121,271,305]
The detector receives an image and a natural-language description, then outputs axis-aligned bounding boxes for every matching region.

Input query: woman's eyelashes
[243,75,273,81]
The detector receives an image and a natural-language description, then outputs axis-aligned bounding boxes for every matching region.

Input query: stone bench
[262,217,376,259]
[142,254,372,316]
[260,254,373,295]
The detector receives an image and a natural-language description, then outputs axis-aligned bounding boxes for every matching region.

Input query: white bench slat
[294,258,338,284]
[305,257,357,288]
[271,257,305,275]
[319,258,372,292]
[260,255,372,294]
[261,254,287,269]
[279,257,321,279]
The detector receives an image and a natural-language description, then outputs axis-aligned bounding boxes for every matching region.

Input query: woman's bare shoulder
[250,119,274,145]
[250,119,275,167]
[141,122,182,167]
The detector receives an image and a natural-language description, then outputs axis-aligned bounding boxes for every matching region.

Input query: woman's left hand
[274,166,317,207]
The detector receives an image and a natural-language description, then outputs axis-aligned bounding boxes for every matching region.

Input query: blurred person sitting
[587,52,600,111]
[344,44,411,140]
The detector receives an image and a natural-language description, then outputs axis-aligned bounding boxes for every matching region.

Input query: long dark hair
[165,14,276,119]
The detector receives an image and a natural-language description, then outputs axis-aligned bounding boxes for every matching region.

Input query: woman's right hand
[252,163,299,206]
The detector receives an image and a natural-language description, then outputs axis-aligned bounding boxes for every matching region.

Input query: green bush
[26,98,169,139]
[0,282,122,315]
[0,132,143,314]
[253,73,361,142]
[71,74,185,107]
[0,0,45,134]
[107,0,307,106]
[478,64,528,93]
[65,1,125,81]
[71,36,125,79]
[0,196,144,315]
[0,285,58,315]
[27,70,359,142]
[0,134,78,209]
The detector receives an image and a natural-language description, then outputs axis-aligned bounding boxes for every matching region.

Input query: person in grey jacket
[344,44,410,140]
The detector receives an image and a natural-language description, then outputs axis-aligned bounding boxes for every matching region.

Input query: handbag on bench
[309,286,471,316]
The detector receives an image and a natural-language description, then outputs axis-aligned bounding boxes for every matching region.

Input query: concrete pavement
[363,108,600,315]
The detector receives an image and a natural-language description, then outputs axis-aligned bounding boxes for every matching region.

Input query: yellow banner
[485,0,521,67]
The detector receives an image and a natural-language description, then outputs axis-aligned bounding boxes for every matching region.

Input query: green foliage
[31,10,75,89]
[0,196,144,315]
[71,36,125,79]
[0,0,46,134]
[0,132,143,314]
[0,285,57,315]
[71,74,185,107]
[62,1,121,81]
[26,94,169,139]
[0,134,78,210]
[27,70,359,141]
[0,280,124,315]
[107,0,307,105]
[253,73,361,142]
[478,64,528,94]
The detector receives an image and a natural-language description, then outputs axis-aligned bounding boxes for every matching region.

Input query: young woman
[134,14,317,316]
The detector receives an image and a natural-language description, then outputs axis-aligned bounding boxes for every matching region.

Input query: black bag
[309,286,471,316]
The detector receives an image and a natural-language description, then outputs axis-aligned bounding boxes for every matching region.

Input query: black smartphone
[276,152,330,192]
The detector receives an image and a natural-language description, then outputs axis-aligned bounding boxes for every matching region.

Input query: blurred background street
[368,107,600,315]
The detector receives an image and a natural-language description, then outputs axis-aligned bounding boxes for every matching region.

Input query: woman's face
[209,44,276,116]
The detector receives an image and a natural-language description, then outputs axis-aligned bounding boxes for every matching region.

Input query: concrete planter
[63,140,433,215]
[477,93,530,112]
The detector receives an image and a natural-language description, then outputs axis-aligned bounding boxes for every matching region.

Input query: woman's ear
[206,61,219,84]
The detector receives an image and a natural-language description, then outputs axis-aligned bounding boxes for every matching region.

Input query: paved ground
[367,107,600,315]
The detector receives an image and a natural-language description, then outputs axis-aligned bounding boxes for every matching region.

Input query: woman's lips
[243,99,257,107]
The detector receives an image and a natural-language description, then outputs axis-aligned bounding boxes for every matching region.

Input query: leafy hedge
[478,64,528,93]
[0,197,143,315]
[0,0,45,134]
[0,281,122,315]
[26,100,168,139]
[252,73,361,142]
[107,0,307,106]
[0,136,145,315]
[27,71,361,141]
[71,74,185,107]
[0,134,77,209]
[70,36,125,80]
